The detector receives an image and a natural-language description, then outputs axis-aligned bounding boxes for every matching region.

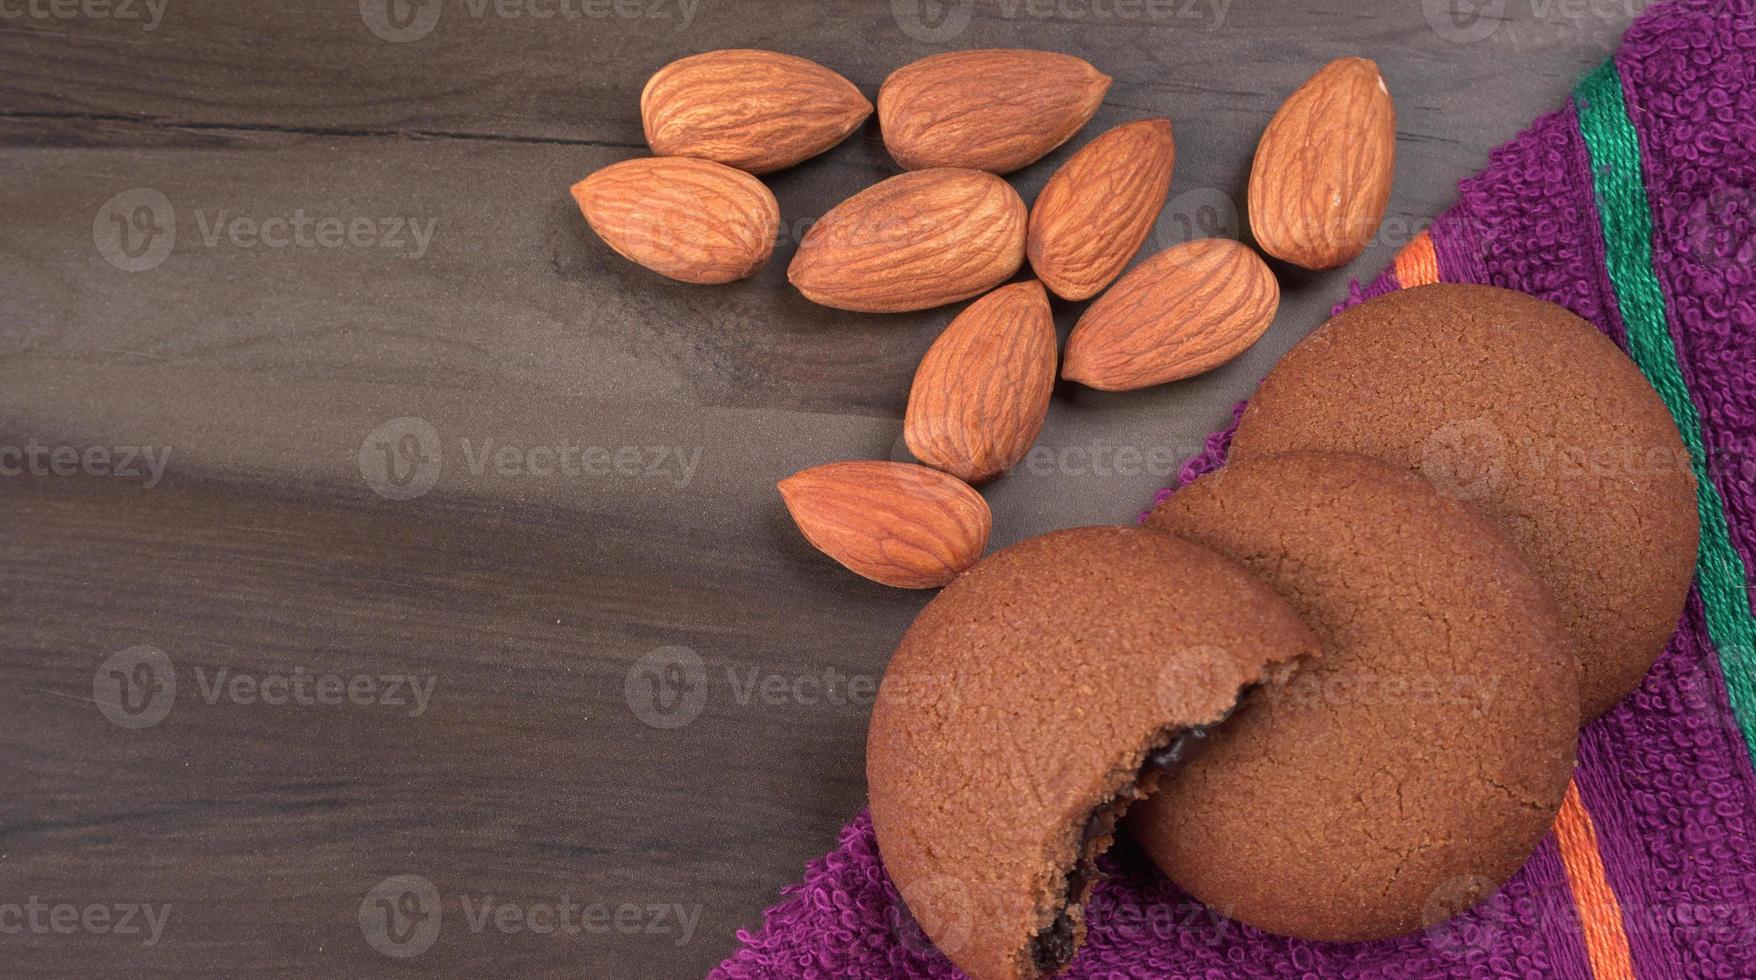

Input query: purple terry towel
[715,1,1756,976]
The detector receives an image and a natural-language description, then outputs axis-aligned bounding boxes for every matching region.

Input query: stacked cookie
[866,283,1699,979]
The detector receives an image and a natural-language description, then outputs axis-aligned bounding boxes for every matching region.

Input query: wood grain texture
[1,1,1638,975]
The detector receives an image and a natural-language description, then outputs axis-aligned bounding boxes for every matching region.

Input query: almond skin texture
[788,169,1027,313]
[778,461,991,589]
[905,281,1057,484]
[878,50,1111,174]
[641,49,873,175]
[1062,238,1279,391]
[1028,118,1176,301]
[1248,57,1395,270]
[571,156,779,284]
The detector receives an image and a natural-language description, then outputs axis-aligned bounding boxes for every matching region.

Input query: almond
[877,50,1111,174]
[641,49,873,175]
[787,168,1026,313]
[571,156,779,284]
[1062,238,1278,391]
[778,461,991,588]
[905,281,1057,484]
[1027,118,1176,301]
[1248,57,1395,270]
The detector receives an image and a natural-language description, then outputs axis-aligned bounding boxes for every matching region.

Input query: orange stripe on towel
[1392,231,1441,287]
[1554,780,1638,980]
[1387,228,1638,980]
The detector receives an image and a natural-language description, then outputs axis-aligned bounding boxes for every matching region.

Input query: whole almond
[778,461,991,588]
[1028,118,1176,300]
[1248,57,1395,270]
[878,50,1111,174]
[788,169,1026,313]
[641,49,873,175]
[905,281,1057,484]
[1062,237,1279,391]
[571,156,779,284]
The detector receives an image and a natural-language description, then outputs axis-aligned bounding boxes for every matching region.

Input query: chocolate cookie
[1229,283,1698,719]
[867,526,1318,979]
[1134,451,1579,942]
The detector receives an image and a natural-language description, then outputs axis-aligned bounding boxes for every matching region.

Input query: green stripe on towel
[1575,60,1756,758]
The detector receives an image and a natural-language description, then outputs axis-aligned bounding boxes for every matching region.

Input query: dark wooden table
[2,1,1638,975]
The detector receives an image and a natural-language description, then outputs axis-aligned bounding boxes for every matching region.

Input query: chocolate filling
[1026,690,1255,974]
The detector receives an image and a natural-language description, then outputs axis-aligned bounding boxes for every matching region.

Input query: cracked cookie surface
[1228,283,1697,720]
[1134,451,1579,943]
[867,525,1317,979]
